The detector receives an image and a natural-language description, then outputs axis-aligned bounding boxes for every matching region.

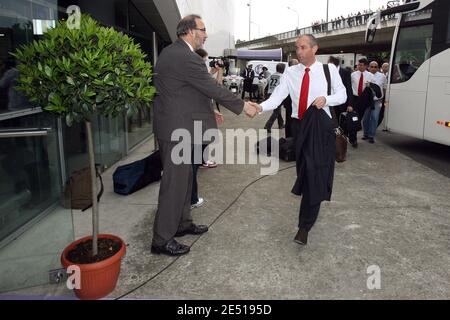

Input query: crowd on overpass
[311,0,408,33]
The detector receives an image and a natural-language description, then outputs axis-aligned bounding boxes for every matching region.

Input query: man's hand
[214,110,224,125]
[243,101,262,118]
[210,66,220,74]
[347,106,353,112]
[312,96,327,109]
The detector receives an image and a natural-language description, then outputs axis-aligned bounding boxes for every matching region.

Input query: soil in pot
[66,238,122,264]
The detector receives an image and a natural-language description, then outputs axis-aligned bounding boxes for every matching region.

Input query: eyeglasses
[193,27,206,32]
[370,66,378,68]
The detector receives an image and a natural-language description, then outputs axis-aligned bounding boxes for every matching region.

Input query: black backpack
[339,111,362,133]
[256,136,295,162]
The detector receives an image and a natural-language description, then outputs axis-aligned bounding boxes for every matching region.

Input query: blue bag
[113,151,162,195]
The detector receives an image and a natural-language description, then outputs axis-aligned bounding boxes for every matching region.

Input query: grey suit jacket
[153,39,244,143]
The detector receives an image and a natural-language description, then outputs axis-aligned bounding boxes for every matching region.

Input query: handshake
[243,101,262,118]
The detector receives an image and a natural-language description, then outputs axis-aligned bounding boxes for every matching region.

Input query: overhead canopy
[236,48,282,61]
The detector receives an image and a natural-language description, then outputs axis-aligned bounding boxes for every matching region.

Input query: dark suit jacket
[336,67,353,113]
[241,68,255,92]
[291,107,335,205]
[153,39,244,142]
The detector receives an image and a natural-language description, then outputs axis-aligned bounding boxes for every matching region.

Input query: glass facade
[0,112,61,241]
[0,0,163,292]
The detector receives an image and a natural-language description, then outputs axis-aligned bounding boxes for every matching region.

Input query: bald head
[298,34,318,48]
[295,34,318,67]
[381,62,389,74]
[369,61,379,74]
[289,59,299,66]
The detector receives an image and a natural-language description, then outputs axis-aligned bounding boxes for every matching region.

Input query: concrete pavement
[3,107,450,299]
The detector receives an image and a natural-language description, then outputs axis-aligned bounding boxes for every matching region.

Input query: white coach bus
[366,0,450,146]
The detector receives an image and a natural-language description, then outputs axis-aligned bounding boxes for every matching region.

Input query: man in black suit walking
[151,15,259,256]
[328,56,353,127]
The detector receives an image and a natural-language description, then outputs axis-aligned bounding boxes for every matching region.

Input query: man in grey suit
[151,14,259,256]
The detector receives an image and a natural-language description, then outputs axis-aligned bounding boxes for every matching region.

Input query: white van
[315,53,368,69]
[247,60,288,77]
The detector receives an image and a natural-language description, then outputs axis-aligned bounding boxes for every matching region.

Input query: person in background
[282,59,299,138]
[378,62,389,128]
[349,58,373,148]
[241,63,255,100]
[362,61,386,143]
[195,48,221,169]
[264,63,286,132]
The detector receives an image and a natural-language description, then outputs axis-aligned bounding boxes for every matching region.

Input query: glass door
[0,112,74,293]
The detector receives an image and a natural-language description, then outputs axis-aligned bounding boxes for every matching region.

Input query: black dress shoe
[175,224,209,237]
[361,136,369,140]
[151,239,190,256]
[368,138,375,143]
[294,228,308,245]
[351,142,358,148]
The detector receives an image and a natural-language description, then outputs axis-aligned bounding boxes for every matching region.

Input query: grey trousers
[152,139,193,246]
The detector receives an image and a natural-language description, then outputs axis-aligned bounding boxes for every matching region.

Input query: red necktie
[358,72,364,96]
[298,67,310,119]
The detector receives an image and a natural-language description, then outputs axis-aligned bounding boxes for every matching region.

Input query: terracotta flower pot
[61,234,126,300]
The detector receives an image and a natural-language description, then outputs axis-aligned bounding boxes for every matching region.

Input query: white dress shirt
[183,40,194,52]
[370,71,387,100]
[260,61,346,119]
[351,70,373,96]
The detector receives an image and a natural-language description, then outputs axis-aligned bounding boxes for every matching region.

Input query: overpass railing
[236,12,399,48]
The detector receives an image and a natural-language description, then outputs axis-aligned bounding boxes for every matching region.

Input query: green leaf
[103,73,114,86]
[66,76,75,85]
[44,65,52,77]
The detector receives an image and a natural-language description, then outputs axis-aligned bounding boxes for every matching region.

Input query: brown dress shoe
[294,229,308,245]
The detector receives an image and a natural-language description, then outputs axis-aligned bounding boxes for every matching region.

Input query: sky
[234,0,394,42]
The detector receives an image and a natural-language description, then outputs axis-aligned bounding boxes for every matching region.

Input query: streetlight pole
[247,2,251,40]
[251,21,261,38]
[287,6,299,29]
[326,0,329,22]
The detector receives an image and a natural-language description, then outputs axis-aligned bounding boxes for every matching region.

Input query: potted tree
[13,13,156,299]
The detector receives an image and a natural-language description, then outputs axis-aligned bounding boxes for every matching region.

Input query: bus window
[447,6,450,43]
[392,24,433,83]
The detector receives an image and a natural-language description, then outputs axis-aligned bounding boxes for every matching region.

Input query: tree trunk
[85,121,99,256]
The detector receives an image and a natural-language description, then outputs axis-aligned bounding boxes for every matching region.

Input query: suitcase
[113,151,162,195]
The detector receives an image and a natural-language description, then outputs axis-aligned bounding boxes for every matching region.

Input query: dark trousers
[191,161,200,205]
[264,105,284,129]
[298,175,321,231]
[283,96,293,138]
[191,144,209,204]
[347,95,362,144]
[152,139,193,246]
[291,118,322,231]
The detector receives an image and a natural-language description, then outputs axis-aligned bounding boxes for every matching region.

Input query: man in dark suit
[241,64,255,100]
[328,56,353,120]
[151,15,259,256]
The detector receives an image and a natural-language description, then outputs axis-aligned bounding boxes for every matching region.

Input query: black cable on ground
[115,163,297,300]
